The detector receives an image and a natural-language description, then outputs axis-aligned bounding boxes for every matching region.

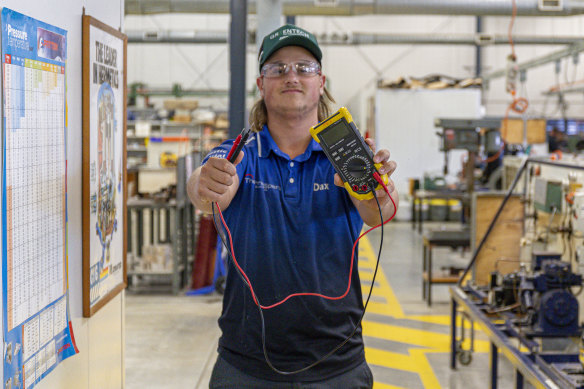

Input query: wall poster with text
[82,15,127,317]
[1,7,78,388]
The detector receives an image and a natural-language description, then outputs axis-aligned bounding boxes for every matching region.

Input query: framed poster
[82,15,127,317]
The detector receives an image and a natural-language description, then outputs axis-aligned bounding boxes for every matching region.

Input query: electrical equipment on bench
[488,260,582,337]
[531,251,562,271]
[534,177,563,213]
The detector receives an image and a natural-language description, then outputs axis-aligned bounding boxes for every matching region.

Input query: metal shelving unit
[126,153,201,294]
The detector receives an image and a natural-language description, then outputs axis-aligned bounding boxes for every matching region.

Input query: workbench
[450,286,584,389]
[422,228,469,306]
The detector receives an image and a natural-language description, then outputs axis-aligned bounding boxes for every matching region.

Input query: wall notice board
[82,15,127,317]
[1,7,78,388]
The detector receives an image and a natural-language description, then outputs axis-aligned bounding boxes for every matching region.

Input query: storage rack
[126,153,201,294]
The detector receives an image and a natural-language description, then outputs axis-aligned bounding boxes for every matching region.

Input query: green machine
[534,177,563,213]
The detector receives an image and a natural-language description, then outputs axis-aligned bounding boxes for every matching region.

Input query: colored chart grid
[3,55,66,332]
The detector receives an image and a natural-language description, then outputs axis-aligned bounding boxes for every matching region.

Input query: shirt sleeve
[201,140,247,181]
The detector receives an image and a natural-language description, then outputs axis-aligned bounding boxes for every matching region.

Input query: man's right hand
[187,152,244,213]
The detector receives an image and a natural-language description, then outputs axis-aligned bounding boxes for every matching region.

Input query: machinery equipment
[489,260,582,337]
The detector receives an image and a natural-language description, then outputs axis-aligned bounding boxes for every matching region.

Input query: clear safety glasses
[261,61,321,78]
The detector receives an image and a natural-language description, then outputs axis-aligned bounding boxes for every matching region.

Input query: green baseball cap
[258,24,322,72]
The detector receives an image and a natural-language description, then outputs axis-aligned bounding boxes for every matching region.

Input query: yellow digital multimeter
[310,107,389,200]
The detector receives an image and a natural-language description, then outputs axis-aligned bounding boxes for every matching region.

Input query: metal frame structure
[481,41,584,84]
[450,286,581,389]
[451,156,584,389]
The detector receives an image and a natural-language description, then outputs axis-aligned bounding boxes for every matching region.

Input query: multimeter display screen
[320,120,351,147]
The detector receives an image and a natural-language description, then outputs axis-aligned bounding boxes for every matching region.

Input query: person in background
[548,127,566,153]
[188,24,398,388]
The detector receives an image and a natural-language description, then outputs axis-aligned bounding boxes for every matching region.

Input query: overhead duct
[125,0,584,16]
[126,30,584,46]
[126,30,235,44]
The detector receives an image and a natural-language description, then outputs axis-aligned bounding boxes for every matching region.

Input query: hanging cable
[501,0,529,148]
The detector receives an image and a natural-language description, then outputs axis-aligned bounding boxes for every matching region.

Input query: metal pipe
[126,30,584,46]
[229,0,247,139]
[482,40,584,80]
[476,16,482,77]
[125,0,584,16]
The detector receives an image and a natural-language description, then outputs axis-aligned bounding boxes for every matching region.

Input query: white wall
[125,13,584,128]
[375,89,482,199]
[1,1,125,388]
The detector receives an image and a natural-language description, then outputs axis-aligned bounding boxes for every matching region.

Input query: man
[187,24,398,388]
[548,127,566,154]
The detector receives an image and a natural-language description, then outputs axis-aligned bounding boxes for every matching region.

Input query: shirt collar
[258,124,323,162]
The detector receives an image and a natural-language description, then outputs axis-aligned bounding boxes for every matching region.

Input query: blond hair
[248,86,336,133]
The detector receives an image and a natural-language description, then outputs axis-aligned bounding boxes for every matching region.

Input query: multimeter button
[361,185,368,191]
[352,185,359,192]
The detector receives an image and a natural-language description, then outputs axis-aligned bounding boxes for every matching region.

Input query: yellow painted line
[409,348,443,389]
[365,347,441,388]
[362,288,389,299]
[405,315,452,326]
[359,271,377,282]
[357,235,488,388]
[373,383,407,389]
[362,320,490,352]
[365,347,422,373]
[405,315,483,331]
[359,236,404,318]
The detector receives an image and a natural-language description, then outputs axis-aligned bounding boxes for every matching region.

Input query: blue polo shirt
[202,125,366,382]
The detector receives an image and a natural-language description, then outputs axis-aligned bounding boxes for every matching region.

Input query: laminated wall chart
[1,8,77,389]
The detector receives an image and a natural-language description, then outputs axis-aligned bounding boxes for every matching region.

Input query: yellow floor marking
[365,347,426,373]
[373,383,407,389]
[358,239,404,318]
[358,235,487,388]
[404,315,483,331]
[363,288,389,299]
[362,320,490,352]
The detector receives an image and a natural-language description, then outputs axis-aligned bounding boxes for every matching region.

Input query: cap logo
[278,36,290,41]
[269,32,279,39]
[282,28,309,39]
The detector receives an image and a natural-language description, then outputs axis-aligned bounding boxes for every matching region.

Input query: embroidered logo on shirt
[313,183,330,191]
[202,149,227,165]
[244,174,281,192]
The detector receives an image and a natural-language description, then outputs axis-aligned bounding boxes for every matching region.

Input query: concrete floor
[125,221,530,389]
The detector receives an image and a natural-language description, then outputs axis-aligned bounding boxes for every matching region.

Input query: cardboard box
[215,117,229,129]
[163,99,199,111]
[526,119,547,144]
[500,118,524,144]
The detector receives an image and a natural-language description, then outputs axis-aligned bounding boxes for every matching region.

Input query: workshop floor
[125,221,527,389]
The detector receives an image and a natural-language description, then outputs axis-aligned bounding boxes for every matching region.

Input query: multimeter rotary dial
[343,155,371,180]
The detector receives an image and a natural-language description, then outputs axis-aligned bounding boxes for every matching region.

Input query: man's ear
[257,77,264,98]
